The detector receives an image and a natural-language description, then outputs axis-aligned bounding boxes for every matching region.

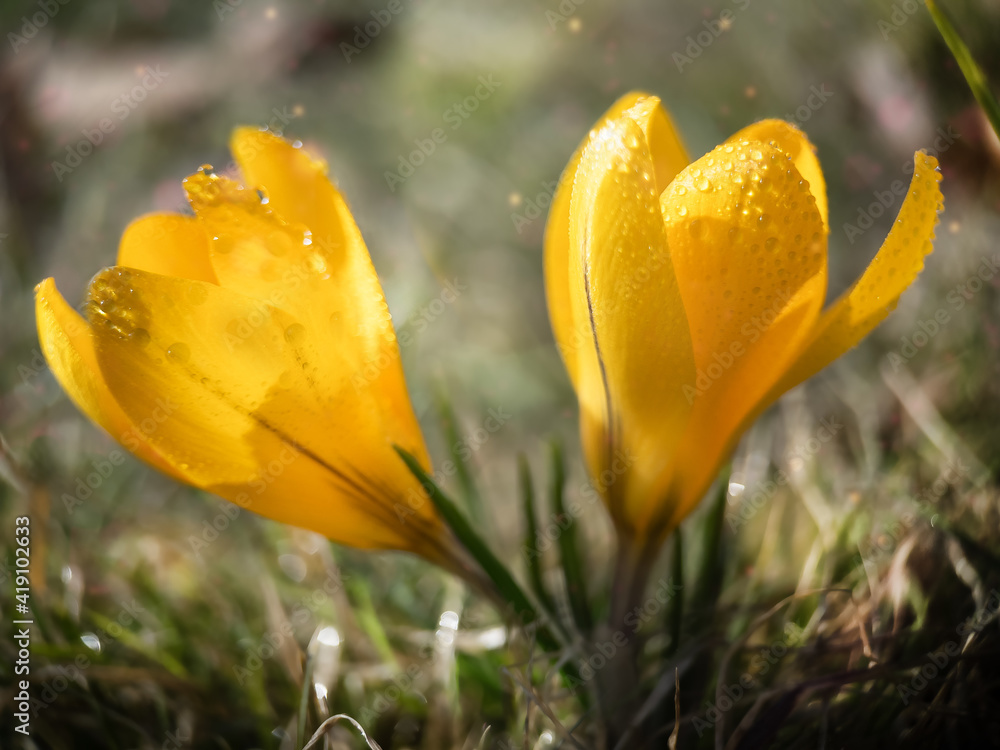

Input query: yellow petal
[118,213,218,283]
[565,114,696,537]
[202,130,429,468]
[34,278,185,481]
[84,266,447,557]
[662,140,828,521]
[772,151,943,393]
[727,120,828,230]
[546,92,689,392]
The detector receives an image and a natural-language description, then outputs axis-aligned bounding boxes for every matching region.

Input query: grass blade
[550,441,593,634]
[394,446,561,653]
[436,389,483,522]
[925,0,1000,139]
[518,454,561,624]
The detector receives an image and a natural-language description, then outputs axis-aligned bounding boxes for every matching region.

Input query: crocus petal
[772,151,943,394]
[662,141,828,522]
[546,92,689,394]
[565,114,696,537]
[35,278,185,481]
[83,266,446,556]
[217,130,429,466]
[118,214,218,284]
[726,120,829,230]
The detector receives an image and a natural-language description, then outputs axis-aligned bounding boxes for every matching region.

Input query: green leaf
[550,441,593,634]
[394,446,561,653]
[518,454,561,624]
[436,388,483,522]
[926,0,1000,139]
[688,465,730,633]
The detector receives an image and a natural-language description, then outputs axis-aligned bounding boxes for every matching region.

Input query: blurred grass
[1,0,999,748]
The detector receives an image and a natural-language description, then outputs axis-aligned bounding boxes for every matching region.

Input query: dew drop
[677,205,688,217]
[758,214,772,228]
[676,185,687,196]
[284,323,306,344]
[765,237,778,251]
[688,218,705,239]
[696,176,712,192]
[167,342,190,363]
[130,328,151,348]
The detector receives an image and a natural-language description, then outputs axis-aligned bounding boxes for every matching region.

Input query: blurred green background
[1,0,999,747]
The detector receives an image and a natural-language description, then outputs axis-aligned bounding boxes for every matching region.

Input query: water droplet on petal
[284,323,306,344]
[167,342,190,363]
[130,328,151,348]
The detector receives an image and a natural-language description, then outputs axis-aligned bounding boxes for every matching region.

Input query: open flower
[545,92,943,550]
[36,128,461,571]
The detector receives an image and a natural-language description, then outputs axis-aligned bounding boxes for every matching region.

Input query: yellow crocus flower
[35,128,463,573]
[545,92,943,552]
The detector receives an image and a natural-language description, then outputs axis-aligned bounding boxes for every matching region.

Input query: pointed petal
[772,151,943,393]
[546,92,689,391]
[187,132,429,470]
[118,213,218,283]
[84,266,446,555]
[565,115,697,535]
[34,278,185,481]
[727,120,829,230]
[662,140,828,520]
